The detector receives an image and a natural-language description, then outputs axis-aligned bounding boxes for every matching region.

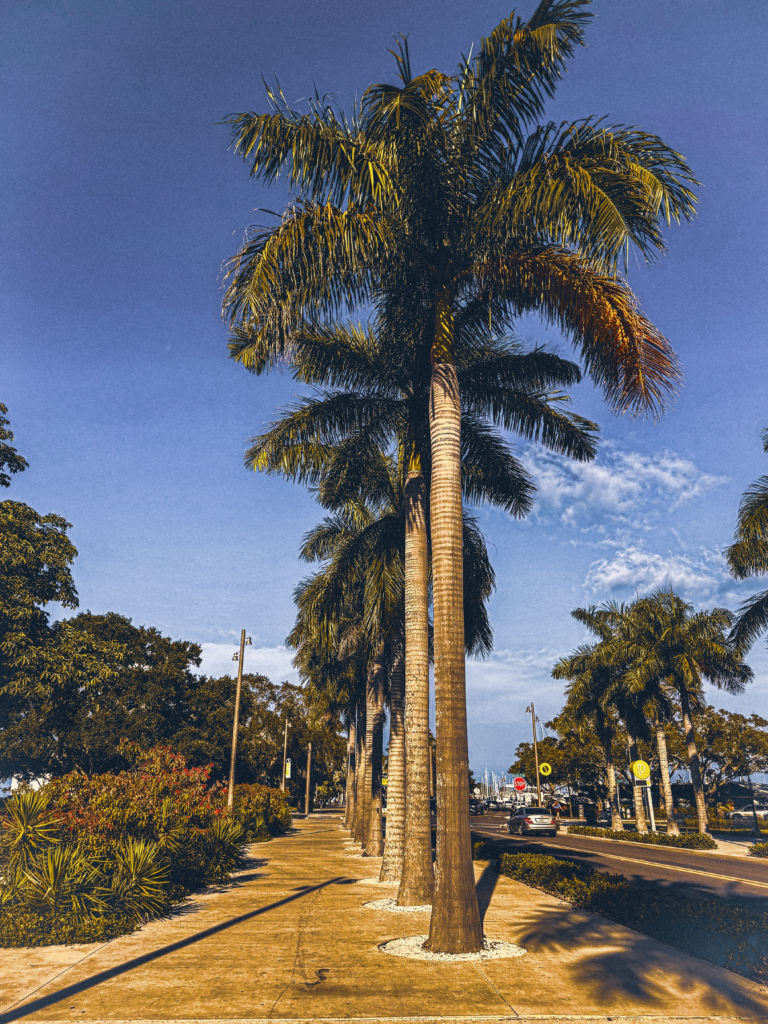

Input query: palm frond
[474,246,681,417]
[457,0,591,152]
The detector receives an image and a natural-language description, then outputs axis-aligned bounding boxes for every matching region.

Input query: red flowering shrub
[43,742,291,896]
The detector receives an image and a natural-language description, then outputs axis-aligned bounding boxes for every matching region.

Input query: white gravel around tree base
[379,934,527,961]
[353,876,398,885]
[363,898,431,912]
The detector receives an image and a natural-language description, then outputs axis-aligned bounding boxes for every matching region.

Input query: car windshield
[525,808,549,814]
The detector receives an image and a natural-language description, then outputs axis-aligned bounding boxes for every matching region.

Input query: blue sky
[3,0,768,776]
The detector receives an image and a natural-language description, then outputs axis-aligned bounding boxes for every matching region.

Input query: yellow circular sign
[539,762,552,776]
[631,760,650,780]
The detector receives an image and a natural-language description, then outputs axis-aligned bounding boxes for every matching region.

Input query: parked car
[727,804,768,822]
[507,805,557,836]
[469,798,485,815]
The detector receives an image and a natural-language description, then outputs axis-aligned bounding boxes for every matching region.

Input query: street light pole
[527,703,541,806]
[305,742,313,815]
[281,718,290,792]
[227,630,251,810]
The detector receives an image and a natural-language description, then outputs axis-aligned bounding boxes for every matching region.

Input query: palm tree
[222,2,697,949]
[554,652,624,830]
[289,440,499,869]
[726,429,768,652]
[249,319,596,899]
[555,604,652,832]
[622,589,752,834]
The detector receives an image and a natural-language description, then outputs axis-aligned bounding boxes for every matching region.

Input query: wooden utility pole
[527,703,541,806]
[281,719,290,792]
[304,742,313,815]
[227,630,251,809]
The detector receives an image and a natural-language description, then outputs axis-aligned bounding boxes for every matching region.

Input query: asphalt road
[469,810,768,912]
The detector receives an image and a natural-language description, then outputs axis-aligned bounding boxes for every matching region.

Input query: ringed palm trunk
[654,718,679,835]
[360,685,374,852]
[601,734,623,831]
[425,288,483,954]
[679,690,709,834]
[398,466,435,905]
[380,623,406,880]
[354,700,368,846]
[626,731,648,833]
[366,645,386,857]
[344,718,357,831]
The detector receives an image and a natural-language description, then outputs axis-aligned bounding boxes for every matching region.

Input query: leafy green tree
[0,502,123,709]
[509,726,608,806]
[0,404,28,488]
[222,2,696,951]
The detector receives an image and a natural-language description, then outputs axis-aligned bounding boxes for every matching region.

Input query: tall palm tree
[622,589,752,834]
[726,429,768,652]
[248,319,596,898]
[556,604,652,832]
[289,440,499,869]
[222,2,697,949]
[554,653,624,830]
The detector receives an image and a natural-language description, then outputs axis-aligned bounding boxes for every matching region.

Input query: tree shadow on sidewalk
[511,899,768,1018]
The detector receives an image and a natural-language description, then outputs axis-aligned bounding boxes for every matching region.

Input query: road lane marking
[473,830,768,890]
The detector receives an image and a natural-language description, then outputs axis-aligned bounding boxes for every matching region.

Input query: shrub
[495,851,768,980]
[0,744,292,946]
[568,824,717,850]
[472,841,497,860]
[748,841,768,858]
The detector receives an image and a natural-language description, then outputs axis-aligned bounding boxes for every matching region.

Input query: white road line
[473,830,768,890]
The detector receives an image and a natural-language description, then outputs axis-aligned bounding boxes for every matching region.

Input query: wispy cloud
[198,643,298,684]
[526,443,726,527]
[583,545,726,596]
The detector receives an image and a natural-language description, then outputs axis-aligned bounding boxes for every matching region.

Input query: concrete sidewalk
[1,814,767,1024]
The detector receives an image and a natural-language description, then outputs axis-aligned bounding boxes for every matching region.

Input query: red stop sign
[513,777,526,792]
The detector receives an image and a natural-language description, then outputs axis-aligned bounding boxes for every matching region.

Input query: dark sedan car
[507,805,557,836]
[469,798,485,815]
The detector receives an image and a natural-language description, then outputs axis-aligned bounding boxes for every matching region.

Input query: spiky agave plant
[1,789,63,870]
[108,839,170,921]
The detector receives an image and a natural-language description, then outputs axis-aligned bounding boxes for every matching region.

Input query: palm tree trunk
[654,719,679,835]
[680,690,709,834]
[398,467,435,905]
[605,757,623,830]
[426,290,483,954]
[626,731,648,833]
[380,624,405,881]
[354,700,368,846]
[344,718,356,831]
[366,645,386,857]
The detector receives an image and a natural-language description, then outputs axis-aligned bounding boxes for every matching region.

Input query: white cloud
[198,643,298,684]
[526,443,726,527]
[584,545,725,596]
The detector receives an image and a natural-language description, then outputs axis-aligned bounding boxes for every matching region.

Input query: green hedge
[749,841,768,858]
[568,824,717,849]
[489,848,768,980]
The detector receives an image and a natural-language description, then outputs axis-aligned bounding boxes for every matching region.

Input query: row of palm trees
[222,0,698,951]
[555,589,752,835]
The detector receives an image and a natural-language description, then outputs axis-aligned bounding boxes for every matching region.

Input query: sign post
[631,760,655,832]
